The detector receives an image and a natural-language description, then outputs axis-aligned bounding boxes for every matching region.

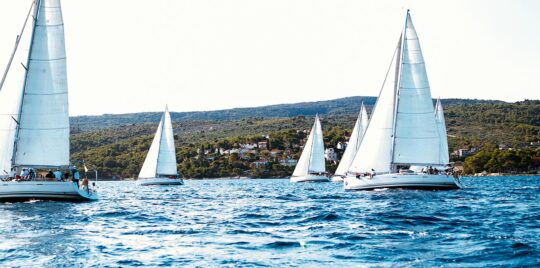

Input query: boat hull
[290,175,330,183]
[331,176,344,183]
[137,177,184,186]
[0,181,98,202]
[344,173,461,191]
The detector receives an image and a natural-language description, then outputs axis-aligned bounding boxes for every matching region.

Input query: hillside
[69,98,540,178]
[72,96,504,131]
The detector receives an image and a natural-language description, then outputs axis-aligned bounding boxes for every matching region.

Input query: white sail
[14,0,69,167]
[156,108,178,176]
[293,115,325,177]
[392,12,439,165]
[0,3,34,176]
[308,115,325,173]
[139,107,178,178]
[334,103,368,177]
[348,44,400,174]
[435,99,449,165]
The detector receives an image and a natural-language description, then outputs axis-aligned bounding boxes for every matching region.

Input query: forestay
[14,0,70,167]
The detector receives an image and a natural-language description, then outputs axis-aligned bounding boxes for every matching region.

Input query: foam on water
[0,176,539,266]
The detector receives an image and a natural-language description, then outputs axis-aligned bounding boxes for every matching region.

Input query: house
[279,159,298,167]
[270,149,282,157]
[453,148,479,158]
[258,141,268,150]
[251,160,269,168]
[325,148,338,161]
[240,143,258,150]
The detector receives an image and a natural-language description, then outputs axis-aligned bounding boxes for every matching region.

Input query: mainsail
[391,12,439,166]
[348,10,442,174]
[334,103,368,177]
[139,107,178,178]
[14,0,70,167]
[435,99,449,165]
[292,115,325,177]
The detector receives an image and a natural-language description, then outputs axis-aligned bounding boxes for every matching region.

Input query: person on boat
[29,168,36,180]
[21,168,30,180]
[72,168,80,187]
[370,169,376,179]
[428,166,434,175]
[81,177,89,193]
[45,170,54,180]
[54,169,62,181]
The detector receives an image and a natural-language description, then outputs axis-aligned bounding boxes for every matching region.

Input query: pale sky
[0,0,539,116]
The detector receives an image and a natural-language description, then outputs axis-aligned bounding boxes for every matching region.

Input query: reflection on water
[0,177,539,266]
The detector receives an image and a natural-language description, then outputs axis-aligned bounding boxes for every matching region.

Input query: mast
[390,10,440,167]
[306,114,317,173]
[389,10,408,172]
[154,110,166,176]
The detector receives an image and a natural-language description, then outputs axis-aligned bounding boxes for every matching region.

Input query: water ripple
[0,176,539,266]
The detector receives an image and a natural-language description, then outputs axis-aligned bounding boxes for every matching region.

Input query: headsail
[348,43,400,174]
[14,0,70,167]
[293,115,325,177]
[139,107,178,179]
[391,11,439,166]
[334,103,368,177]
[0,2,35,175]
[435,99,449,165]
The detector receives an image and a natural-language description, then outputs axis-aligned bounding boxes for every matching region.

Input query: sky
[0,0,539,116]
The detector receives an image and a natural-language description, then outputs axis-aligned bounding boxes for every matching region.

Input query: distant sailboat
[0,0,97,201]
[331,103,369,182]
[344,10,461,190]
[290,115,329,182]
[137,106,184,185]
[435,99,449,166]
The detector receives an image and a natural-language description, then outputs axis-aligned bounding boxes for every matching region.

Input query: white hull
[0,181,98,202]
[290,175,330,183]
[344,173,461,191]
[331,176,345,183]
[137,177,184,186]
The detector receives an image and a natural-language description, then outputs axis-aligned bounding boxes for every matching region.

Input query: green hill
[70,98,540,178]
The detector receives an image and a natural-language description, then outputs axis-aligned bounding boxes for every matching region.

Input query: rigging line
[0,0,36,92]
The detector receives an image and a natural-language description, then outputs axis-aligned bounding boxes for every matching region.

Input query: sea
[0,176,538,267]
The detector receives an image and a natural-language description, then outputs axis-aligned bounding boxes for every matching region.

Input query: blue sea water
[0,176,539,267]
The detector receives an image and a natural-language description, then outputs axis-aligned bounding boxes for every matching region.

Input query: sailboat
[331,103,369,182]
[0,0,98,201]
[344,11,461,191]
[137,106,184,185]
[290,115,329,182]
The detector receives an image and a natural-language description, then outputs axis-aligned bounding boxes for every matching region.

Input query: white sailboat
[0,0,97,201]
[331,103,369,182]
[344,11,461,191]
[290,115,329,182]
[137,106,184,185]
